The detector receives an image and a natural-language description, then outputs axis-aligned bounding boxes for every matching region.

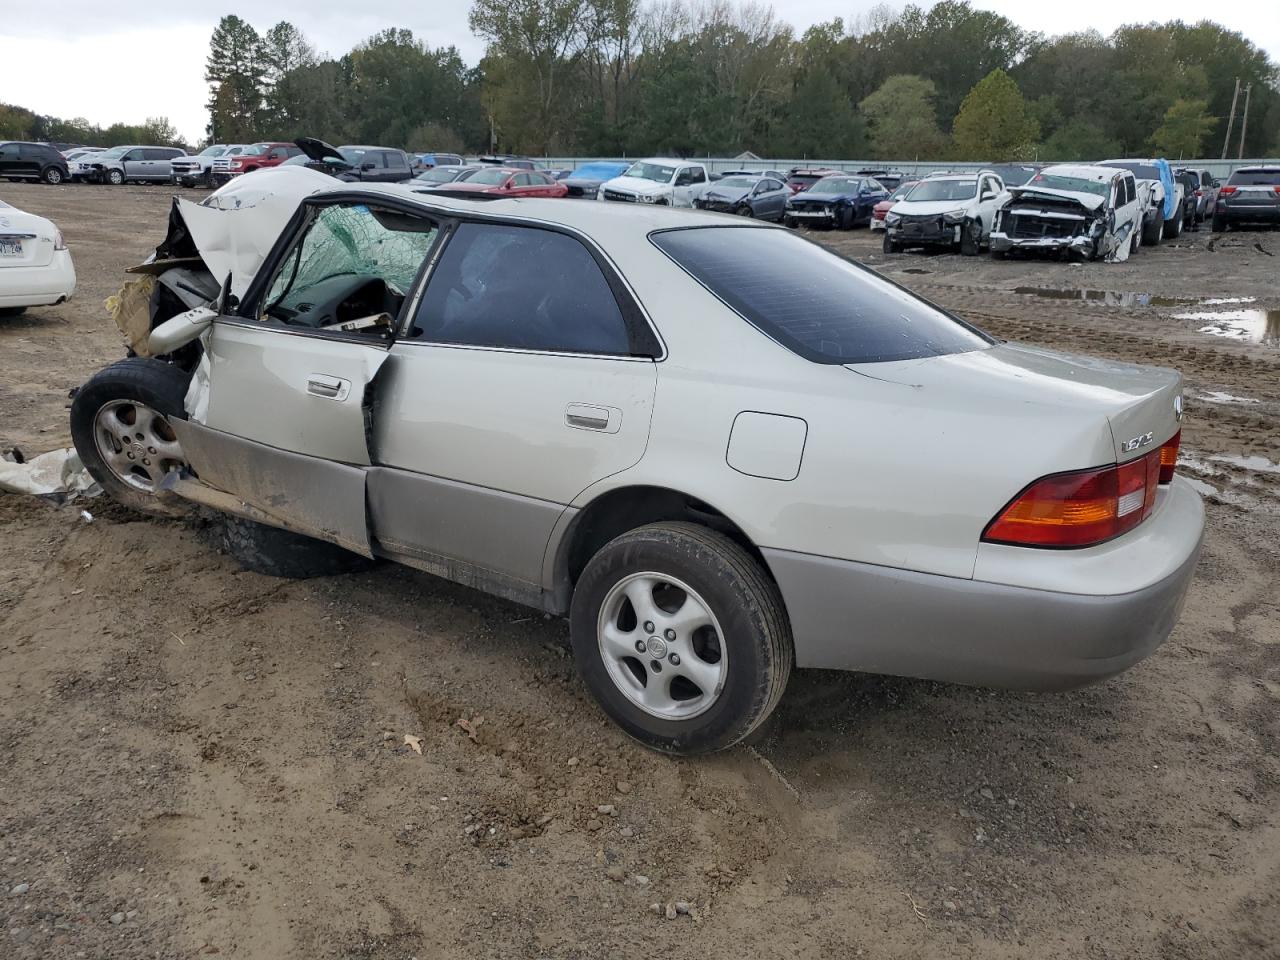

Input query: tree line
[5,2,1279,161]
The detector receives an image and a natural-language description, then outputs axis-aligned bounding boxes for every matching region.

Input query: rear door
[14,144,42,179]
[368,219,661,590]
[181,199,443,555]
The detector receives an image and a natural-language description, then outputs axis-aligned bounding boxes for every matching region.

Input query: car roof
[341,144,400,151]
[1038,163,1123,180]
[1235,165,1280,173]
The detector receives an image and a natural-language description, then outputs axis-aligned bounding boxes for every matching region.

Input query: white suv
[883,170,1005,255]
[599,158,709,207]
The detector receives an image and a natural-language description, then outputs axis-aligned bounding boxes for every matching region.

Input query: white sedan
[0,200,76,315]
[68,171,1204,754]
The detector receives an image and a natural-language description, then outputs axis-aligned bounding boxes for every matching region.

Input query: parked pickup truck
[1099,158,1184,245]
[171,145,246,188]
[211,142,303,186]
[599,158,710,207]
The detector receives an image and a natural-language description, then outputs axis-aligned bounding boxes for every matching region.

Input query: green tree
[1040,118,1120,161]
[1151,98,1216,158]
[859,75,945,159]
[205,15,267,142]
[952,68,1038,159]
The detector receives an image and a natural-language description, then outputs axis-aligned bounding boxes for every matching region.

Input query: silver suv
[86,145,185,185]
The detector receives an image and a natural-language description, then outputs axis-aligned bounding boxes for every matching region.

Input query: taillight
[983,449,1164,548]
[1159,430,1180,484]
[53,229,66,251]
[1218,185,1237,196]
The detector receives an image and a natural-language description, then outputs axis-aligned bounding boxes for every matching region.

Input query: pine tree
[205,15,267,143]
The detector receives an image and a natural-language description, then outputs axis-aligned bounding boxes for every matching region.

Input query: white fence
[541,157,1279,178]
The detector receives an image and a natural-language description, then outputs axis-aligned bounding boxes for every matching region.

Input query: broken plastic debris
[80,510,94,523]
[0,448,101,499]
[403,734,423,755]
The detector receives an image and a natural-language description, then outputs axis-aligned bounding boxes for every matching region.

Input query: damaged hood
[1005,186,1105,211]
[169,166,335,300]
[294,137,346,163]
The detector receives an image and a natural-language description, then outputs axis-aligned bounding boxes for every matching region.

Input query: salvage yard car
[600,158,710,207]
[0,199,75,315]
[562,161,630,198]
[1211,165,1280,232]
[1099,158,1183,244]
[0,141,71,184]
[213,142,303,185]
[883,170,1005,255]
[68,169,1204,755]
[85,145,185,185]
[695,174,789,220]
[171,144,240,188]
[870,179,919,231]
[989,164,1142,262]
[783,174,889,229]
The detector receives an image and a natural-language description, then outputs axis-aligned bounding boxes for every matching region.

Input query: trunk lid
[0,209,54,268]
[851,342,1182,463]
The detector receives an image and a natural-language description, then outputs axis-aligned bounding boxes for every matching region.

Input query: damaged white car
[989,164,1144,262]
[69,168,1204,754]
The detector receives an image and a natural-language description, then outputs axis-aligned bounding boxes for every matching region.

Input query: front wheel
[882,231,900,254]
[569,522,793,755]
[1142,216,1163,245]
[70,358,193,517]
[106,168,124,186]
[1164,214,1183,239]
[959,218,982,256]
[734,203,753,218]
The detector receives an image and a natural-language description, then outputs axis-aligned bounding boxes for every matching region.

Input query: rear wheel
[569,522,793,755]
[70,358,193,518]
[214,515,374,579]
[42,166,64,185]
[960,218,982,256]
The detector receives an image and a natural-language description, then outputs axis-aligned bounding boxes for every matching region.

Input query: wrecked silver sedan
[989,164,1145,263]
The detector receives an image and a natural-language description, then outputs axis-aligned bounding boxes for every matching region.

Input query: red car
[870,179,920,230]
[439,166,568,198]
[216,142,304,184]
[785,167,839,194]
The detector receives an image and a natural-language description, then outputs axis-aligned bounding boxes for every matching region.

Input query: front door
[180,199,443,555]
[367,219,661,591]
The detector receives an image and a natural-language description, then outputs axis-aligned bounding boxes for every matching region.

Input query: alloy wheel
[597,572,727,720]
[92,399,186,492]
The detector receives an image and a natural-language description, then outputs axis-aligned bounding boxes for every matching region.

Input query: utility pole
[1237,83,1252,159]
[1221,77,1240,160]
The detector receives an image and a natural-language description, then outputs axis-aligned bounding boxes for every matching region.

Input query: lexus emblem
[1174,396,1184,422]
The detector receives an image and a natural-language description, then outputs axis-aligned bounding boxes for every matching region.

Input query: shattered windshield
[264,204,439,321]
[905,179,977,202]
[1025,174,1109,197]
[625,162,676,183]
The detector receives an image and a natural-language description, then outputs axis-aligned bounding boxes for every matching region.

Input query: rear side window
[651,227,992,364]
[1227,169,1280,185]
[410,222,639,356]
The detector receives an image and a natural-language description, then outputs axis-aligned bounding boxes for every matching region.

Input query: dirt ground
[2,183,1278,960]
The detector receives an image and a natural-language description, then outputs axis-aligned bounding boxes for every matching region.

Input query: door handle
[565,403,620,434]
[307,375,350,401]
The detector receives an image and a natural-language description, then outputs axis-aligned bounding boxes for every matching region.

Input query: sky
[2,2,1277,144]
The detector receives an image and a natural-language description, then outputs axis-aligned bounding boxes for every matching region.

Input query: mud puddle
[1012,286,1255,309]
[1172,306,1280,345]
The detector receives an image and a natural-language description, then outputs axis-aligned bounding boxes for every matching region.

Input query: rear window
[1227,169,1280,185]
[651,227,992,364]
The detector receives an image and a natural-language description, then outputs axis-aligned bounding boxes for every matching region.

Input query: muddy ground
[1,183,1278,960]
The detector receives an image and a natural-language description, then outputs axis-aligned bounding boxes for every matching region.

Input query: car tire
[734,203,753,218]
[0,306,29,317]
[1165,215,1182,239]
[105,168,124,186]
[70,358,194,518]
[1211,214,1226,233]
[1141,216,1163,246]
[990,248,1007,260]
[42,166,65,185]
[1130,228,1141,255]
[213,515,374,579]
[882,231,900,254]
[784,216,797,228]
[960,218,982,256]
[569,521,793,755]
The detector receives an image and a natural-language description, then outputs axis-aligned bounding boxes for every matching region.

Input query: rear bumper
[1218,204,1280,224]
[764,477,1204,691]
[0,251,76,307]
